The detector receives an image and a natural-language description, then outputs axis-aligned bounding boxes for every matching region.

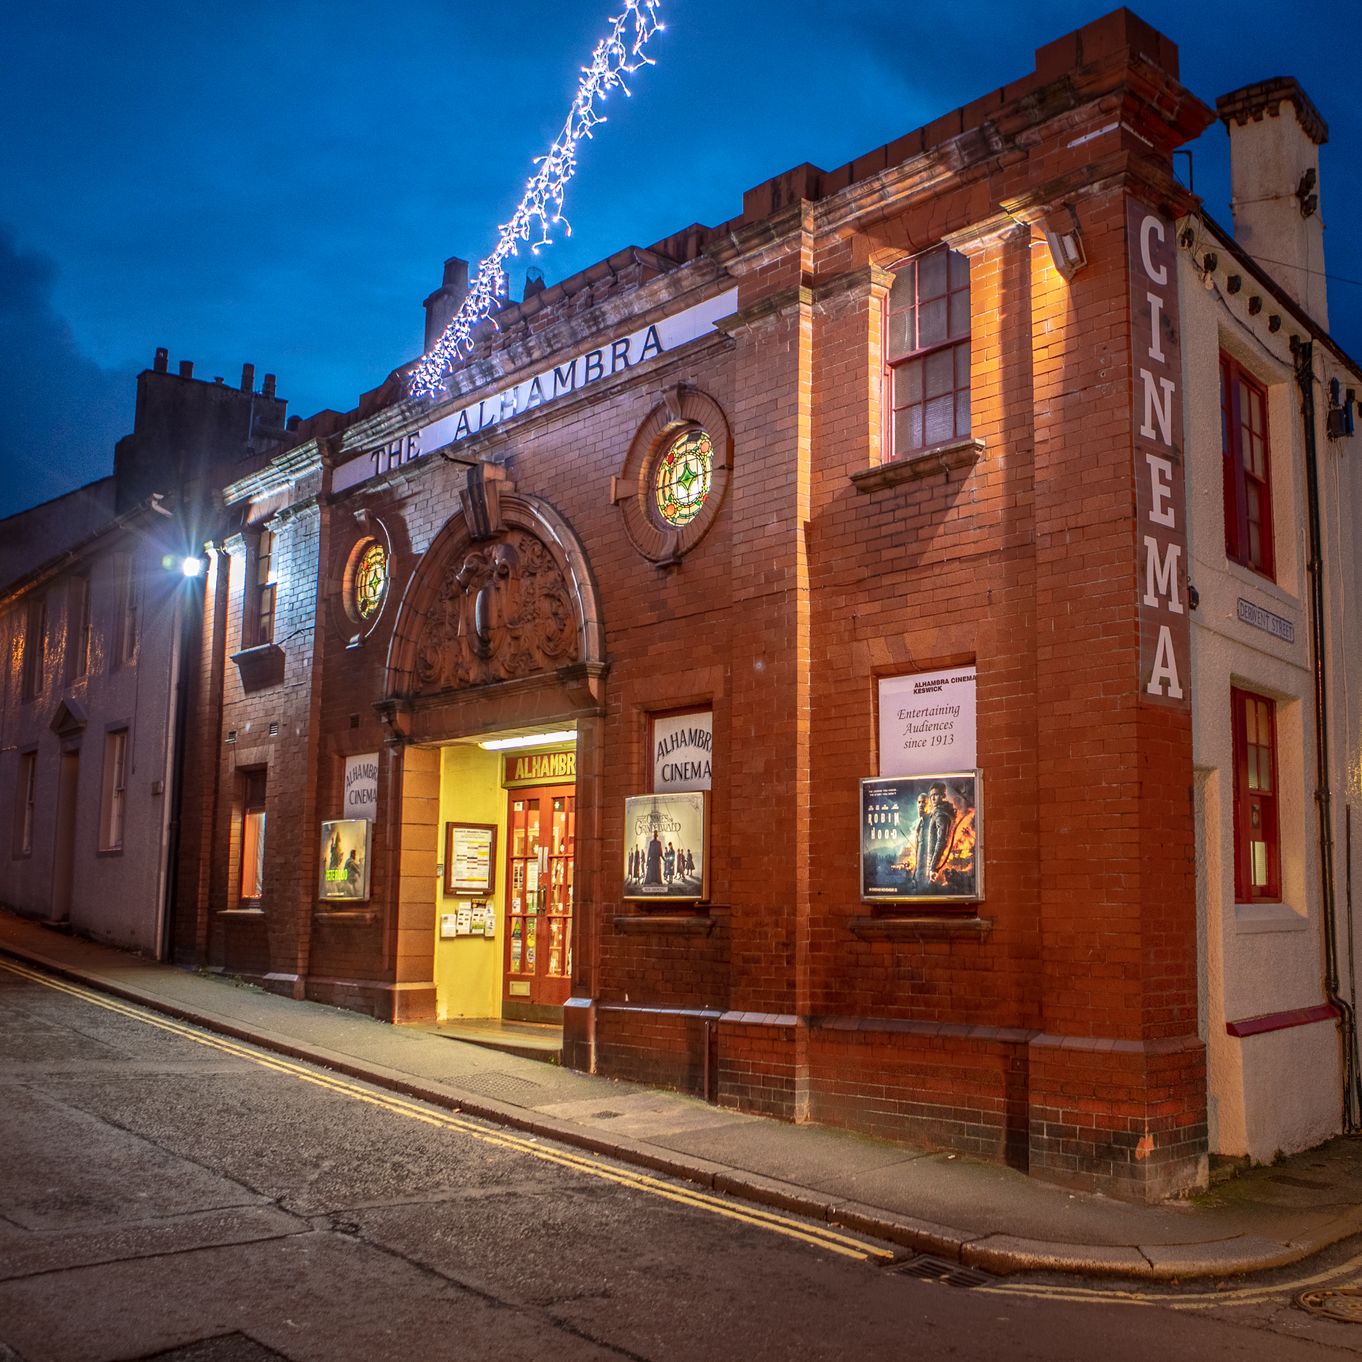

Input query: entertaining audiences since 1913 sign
[622,792,707,902]
[878,669,976,776]
[860,772,982,903]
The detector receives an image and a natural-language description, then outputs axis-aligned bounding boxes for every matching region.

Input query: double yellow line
[978,1243,1362,1310]
[0,958,890,1264]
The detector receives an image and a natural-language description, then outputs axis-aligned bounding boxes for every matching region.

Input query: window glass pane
[949,289,970,339]
[918,298,947,348]
[955,341,971,387]
[924,395,954,446]
[893,360,922,408]
[918,249,947,300]
[888,304,914,359]
[949,250,970,290]
[1251,839,1268,888]
[1246,746,1260,791]
[241,810,266,899]
[924,348,954,399]
[956,391,971,437]
[894,406,923,455]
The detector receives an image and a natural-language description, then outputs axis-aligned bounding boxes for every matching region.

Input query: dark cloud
[0,228,133,519]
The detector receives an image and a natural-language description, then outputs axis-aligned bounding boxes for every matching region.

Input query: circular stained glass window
[353,541,388,620]
[654,429,713,529]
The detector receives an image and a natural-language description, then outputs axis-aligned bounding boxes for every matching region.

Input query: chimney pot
[241,363,255,393]
[154,347,169,373]
[178,360,194,379]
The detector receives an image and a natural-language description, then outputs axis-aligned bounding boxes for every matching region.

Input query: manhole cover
[1296,1288,1362,1323]
[886,1254,995,1289]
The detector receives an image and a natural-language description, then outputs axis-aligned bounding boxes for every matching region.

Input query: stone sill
[612,913,717,936]
[849,913,992,941]
[851,437,985,493]
[217,907,264,918]
[315,908,380,926]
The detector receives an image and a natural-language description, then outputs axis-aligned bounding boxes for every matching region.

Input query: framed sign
[652,708,713,791]
[319,819,372,902]
[343,752,379,821]
[860,771,982,903]
[623,792,708,902]
[445,822,498,896]
[878,668,976,776]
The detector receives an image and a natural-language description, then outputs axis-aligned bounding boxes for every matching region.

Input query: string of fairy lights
[408,1,665,400]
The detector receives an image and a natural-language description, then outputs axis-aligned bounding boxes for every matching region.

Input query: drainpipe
[1295,337,1362,1132]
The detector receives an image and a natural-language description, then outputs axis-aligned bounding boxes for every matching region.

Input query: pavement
[4,907,1362,1283]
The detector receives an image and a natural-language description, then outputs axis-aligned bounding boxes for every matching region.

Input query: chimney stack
[263,373,277,400]
[241,362,255,393]
[423,256,470,352]
[1217,78,1329,326]
[178,359,194,379]
[524,267,547,300]
[154,347,168,373]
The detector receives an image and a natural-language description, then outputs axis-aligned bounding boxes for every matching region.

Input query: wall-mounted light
[1043,205,1087,279]
[479,729,577,752]
[181,556,204,578]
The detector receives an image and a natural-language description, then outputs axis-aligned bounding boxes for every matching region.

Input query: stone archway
[383,473,607,740]
[372,470,609,1027]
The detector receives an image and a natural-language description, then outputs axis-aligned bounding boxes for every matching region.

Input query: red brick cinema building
[127,10,1361,1200]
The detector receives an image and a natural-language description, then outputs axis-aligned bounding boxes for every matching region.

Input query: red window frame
[1221,353,1274,579]
[1231,686,1281,902]
[886,246,970,460]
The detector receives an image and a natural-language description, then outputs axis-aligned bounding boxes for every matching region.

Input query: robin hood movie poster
[860,772,982,903]
[319,819,372,902]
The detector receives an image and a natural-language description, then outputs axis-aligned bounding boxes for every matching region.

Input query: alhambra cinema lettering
[502,749,576,788]
[1129,197,1190,706]
[333,288,739,494]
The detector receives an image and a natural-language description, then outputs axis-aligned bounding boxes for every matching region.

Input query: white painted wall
[1180,227,1360,1161]
[0,526,182,955]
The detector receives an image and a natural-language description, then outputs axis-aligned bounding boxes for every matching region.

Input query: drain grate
[1296,1288,1362,1323]
[886,1254,995,1288]
[454,1070,547,1103]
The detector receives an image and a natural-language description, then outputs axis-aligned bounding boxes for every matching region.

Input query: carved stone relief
[412,529,578,694]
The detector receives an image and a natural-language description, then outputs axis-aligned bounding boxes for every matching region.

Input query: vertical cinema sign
[1129,198,1189,706]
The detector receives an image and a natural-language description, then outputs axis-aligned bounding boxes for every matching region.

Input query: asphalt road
[3,962,1362,1362]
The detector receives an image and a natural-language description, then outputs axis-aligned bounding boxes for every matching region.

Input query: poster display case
[622,792,708,902]
[319,818,372,902]
[860,771,982,903]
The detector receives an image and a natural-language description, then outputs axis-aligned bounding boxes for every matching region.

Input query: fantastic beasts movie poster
[860,772,982,903]
[622,792,707,902]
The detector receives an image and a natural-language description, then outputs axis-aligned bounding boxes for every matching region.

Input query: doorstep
[420,1016,563,1064]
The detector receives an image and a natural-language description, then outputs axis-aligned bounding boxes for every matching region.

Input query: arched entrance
[381,471,606,1024]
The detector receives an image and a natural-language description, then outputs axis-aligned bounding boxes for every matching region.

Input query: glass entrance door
[504,784,575,1014]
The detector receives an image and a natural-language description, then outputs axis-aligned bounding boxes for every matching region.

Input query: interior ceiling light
[478,730,578,751]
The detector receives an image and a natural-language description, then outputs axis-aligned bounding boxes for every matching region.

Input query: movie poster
[859,772,982,903]
[622,792,707,902]
[319,818,372,902]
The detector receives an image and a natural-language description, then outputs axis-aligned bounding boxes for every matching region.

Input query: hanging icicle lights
[408,1,665,400]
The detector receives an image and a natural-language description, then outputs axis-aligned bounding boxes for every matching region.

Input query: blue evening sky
[1,1,1358,517]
